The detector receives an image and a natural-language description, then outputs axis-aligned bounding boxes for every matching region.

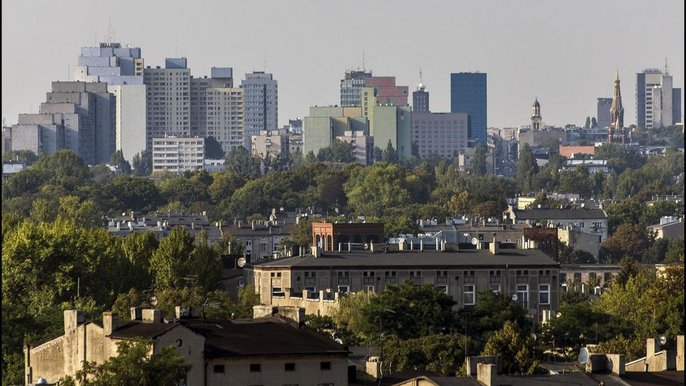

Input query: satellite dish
[237,257,247,268]
[471,237,479,246]
[511,294,518,301]
[148,296,158,307]
[334,338,343,344]
[578,347,589,364]
[659,335,667,346]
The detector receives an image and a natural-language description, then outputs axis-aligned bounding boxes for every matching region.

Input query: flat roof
[253,249,559,269]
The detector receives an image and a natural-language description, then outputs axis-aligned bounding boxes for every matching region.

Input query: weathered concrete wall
[465,355,498,376]
[25,337,65,384]
[154,326,205,386]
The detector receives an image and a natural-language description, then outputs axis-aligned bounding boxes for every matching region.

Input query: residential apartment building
[457,146,495,174]
[73,42,146,163]
[365,76,409,106]
[251,129,289,159]
[368,104,412,160]
[10,81,115,165]
[636,68,681,129]
[597,97,612,129]
[411,112,469,158]
[302,106,368,156]
[336,130,374,165]
[504,207,608,242]
[144,58,191,150]
[151,136,204,173]
[250,245,561,322]
[241,72,278,144]
[451,72,487,146]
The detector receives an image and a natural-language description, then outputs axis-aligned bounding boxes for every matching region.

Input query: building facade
[151,136,204,173]
[302,106,368,156]
[365,76,409,106]
[412,82,430,113]
[73,42,146,163]
[411,112,469,159]
[340,69,372,107]
[241,72,278,144]
[335,130,374,165]
[597,97,612,129]
[636,68,678,129]
[251,129,289,159]
[451,72,487,146]
[144,58,191,150]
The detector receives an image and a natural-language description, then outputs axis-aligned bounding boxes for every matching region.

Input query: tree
[382,140,398,163]
[584,116,591,129]
[382,333,471,376]
[471,143,487,176]
[599,223,652,262]
[517,143,538,193]
[60,339,190,386]
[591,117,598,128]
[482,321,540,375]
[149,227,196,290]
[131,150,152,176]
[109,149,131,175]
[665,238,684,262]
[2,149,38,164]
[225,146,261,179]
[458,291,532,344]
[204,136,226,159]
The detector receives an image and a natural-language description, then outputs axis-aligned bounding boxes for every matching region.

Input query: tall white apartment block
[151,136,204,173]
[240,72,278,145]
[73,42,146,163]
[144,58,191,151]
[637,68,675,129]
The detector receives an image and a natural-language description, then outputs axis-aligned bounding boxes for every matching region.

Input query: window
[320,361,331,370]
[463,285,475,305]
[489,283,501,293]
[515,284,529,308]
[285,363,296,371]
[366,285,375,293]
[250,363,261,372]
[539,284,550,305]
[436,284,448,294]
[213,364,225,373]
[337,285,349,294]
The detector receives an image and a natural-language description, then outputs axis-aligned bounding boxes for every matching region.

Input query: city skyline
[2,0,684,129]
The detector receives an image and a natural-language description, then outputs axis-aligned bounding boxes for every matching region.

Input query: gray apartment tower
[11,81,115,165]
[144,58,191,150]
[73,42,146,163]
[636,67,680,129]
[597,98,612,129]
[241,72,278,145]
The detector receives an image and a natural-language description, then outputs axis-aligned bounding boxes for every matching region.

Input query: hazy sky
[2,0,684,128]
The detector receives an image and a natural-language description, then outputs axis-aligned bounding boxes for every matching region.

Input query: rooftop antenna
[362,50,366,71]
[664,57,670,75]
[419,67,423,84]
[106,17,113,45]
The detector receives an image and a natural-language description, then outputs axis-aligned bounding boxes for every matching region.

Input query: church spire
[531,97,542,130]
[609,69,625,143]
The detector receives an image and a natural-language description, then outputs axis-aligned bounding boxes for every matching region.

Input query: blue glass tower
[450,73,487,145]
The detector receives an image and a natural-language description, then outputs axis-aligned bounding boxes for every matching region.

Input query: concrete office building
[597,97,612,129]
[144,58,191,150]
[369,105,412,160]
[302,106,368,156]
[11,81,115,165]
[151,136,204,173]
[365,76,409,106]
[636,68,679,129]
[451,72,487,145]
[673,88,682,124]
[73,42,146,163]
[340,69,372,107]
[411,112,468,158]
[190,68,243,153]
[241,72,278,145]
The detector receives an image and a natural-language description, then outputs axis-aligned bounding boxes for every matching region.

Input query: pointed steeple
[609,69,625,144]
[531,97,542,130]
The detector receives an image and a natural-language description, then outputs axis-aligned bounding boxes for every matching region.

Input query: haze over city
[2,0,684,128]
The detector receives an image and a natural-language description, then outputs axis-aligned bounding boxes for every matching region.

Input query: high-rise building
[151,136,204,173]
[241,72,278,145]
[303,106,368,156]
[190,68,243,153]
[364,77,409,106]
[609,70,625,144]
[340,70,372,107]
[636,68,677,129]
[450,72,487,146]
[10,81,115,164]
[673,88,682,124]
[412,83,430,113]
[597,98,612,129]
[144,58,191,150]
[73,42,146,163]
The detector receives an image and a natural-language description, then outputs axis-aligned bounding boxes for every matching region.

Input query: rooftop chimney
[489,237,500,255]
[311,246,322,258]
[103,312,119,336]
[130,307,141,321]
[141,308,163,323]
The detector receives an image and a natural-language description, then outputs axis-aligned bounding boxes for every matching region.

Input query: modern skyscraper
[673,88,682,124]
[340,70,372,107]
[450,72,487,146]
[609,70,625,144]
[241,72,278,145]
[597,98,612,129]
[412,83,430,113]
[143,58,191,150]
[531,98,542,130]
[73,42,146,163]
[636,67,676,129]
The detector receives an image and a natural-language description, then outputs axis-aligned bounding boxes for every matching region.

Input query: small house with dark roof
[24,306,348,386]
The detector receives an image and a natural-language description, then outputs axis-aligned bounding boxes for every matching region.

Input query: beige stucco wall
[153,326,206,386]
[206,355,348,386]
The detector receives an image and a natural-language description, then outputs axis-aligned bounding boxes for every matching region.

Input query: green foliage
[665,238,684,262]
[516,143,538,193]
[60,339,190,386]
[99,176,163,215]
[458,291,532,345]
[109,149,132,175]
[594,336,646,362]
[2,149,38,164]
[316,139,356,163]
[149,227,196,290]
[599,223,652,263]
[382,333,472,376]
[471,143,487,176]
[225,146,261,179]
[482,321,540,375]
[131,150,152,176]
[204,136,226,159]
[382,140,398,163]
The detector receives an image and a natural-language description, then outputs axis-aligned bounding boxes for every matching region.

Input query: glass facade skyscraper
[450,73,487,145]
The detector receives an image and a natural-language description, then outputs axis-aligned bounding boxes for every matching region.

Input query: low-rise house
[106,211,223,244]
[647,216,684,240]
[559,264,620,294]
[560,159,612,174]
[24,306,348,386]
